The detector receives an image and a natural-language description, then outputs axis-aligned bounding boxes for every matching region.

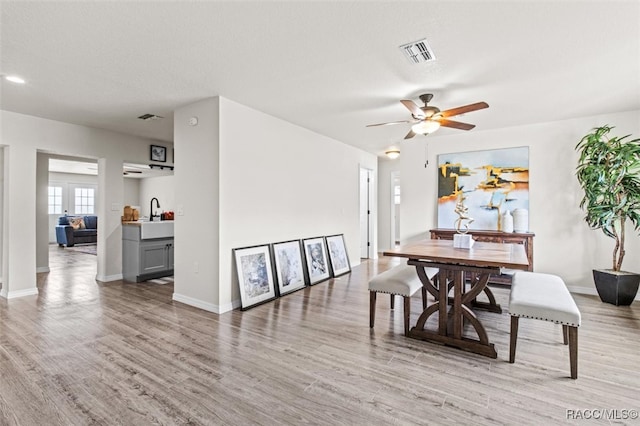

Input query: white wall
[173,96,377,313]
[0,147,3,284]
[218,97,377,308]
[377,157,396,252]
[36,153,49,271]
[385,109,640,296]
[123,178,140,211]
[1,110,173,297]
[173,97,221,311]
[139,175,175,219]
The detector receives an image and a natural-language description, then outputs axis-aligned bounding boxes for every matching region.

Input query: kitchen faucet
[150,197,160,221]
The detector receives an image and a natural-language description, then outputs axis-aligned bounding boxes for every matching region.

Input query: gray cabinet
[123,224,174,282]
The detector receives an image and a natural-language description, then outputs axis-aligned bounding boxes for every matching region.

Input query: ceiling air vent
[137,113,164,121]
[399,39,436,64]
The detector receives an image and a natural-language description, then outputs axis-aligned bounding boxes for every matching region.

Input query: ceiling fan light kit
[385,149,400,160]
[367,93,489,139]
[411,120,441,135]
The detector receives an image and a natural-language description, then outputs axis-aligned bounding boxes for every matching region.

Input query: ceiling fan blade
[400,100,425,118]
[366,119,414,127]
[439,102,489,118]
[438,119,476,131]
[404,129,417,139]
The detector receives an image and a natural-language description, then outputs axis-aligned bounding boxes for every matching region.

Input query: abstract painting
[437,147,529,231]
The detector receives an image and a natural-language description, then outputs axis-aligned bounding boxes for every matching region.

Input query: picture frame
[233,244,277,310]
[272,240,307,296]
[326,234,351,277]
[302,237,331,285]
[150,144,167,162]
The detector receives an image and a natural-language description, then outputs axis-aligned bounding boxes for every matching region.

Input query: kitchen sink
[140,221,174,239]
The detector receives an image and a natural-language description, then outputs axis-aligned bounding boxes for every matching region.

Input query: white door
[360,167,372,258]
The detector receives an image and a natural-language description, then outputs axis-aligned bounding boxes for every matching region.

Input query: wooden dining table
[383,239,529,358]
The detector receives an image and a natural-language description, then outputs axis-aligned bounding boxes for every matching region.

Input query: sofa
[56,215,98,247]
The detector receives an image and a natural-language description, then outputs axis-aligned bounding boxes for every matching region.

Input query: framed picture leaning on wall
[234,244,277,310]
[326,234,351,277]
[272,240,307,295]
[302,237,331,285]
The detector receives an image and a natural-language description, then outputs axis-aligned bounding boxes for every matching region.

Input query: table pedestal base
[408,260,501,358]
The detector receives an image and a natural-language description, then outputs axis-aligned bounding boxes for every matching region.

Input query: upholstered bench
[368,264,438,336]
[509,271,581,379]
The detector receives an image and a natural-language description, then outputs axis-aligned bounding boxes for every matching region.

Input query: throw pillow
[70,217,86,230]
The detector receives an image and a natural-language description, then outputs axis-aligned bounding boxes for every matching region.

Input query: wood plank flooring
[0,245,639,425]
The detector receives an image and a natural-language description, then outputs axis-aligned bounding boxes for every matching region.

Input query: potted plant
[575,125,640,305]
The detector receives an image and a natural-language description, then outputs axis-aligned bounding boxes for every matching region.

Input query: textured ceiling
[1,1,639,156]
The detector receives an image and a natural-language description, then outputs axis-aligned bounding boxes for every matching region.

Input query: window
[74,187,95,214]
[394,185,401,205]
[48,186,62,214]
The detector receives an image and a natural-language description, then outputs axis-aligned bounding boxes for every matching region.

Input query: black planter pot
[593,269,640,306]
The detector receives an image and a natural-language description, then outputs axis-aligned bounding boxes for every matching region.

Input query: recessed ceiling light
[5,75,26,84]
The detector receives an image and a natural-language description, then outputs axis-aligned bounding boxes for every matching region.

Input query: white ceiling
[1,1,639,156]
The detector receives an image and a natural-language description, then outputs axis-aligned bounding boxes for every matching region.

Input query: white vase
[502,210,514,233]
[513,208,529,233]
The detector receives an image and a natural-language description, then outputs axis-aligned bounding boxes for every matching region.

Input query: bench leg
[562,324,569,345]
[403,296,411,336]
[421,286,427,310]
[390,294,395,310]
[509,315,519,363]
[569,326,578,379]
[369,291,376,328]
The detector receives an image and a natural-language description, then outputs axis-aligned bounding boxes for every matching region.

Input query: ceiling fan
[366,94,489,139]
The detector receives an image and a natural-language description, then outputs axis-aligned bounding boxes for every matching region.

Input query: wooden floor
[1,246,639,425]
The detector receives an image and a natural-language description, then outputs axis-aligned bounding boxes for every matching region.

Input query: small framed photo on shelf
[326,234,351,277]
[302,237,330,285]
[150,144,167,162]
[272,240,307,296]
[234,244,277,310]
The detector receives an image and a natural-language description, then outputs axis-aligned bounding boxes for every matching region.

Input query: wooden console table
[429,228,534,285]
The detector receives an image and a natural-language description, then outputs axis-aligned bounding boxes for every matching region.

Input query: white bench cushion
[368,264,437,296]
[510,271,581,327]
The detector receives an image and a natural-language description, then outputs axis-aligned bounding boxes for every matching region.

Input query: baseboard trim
[36,266,50,273]
[95,273,123,283]
[566,285,598,297]
[172,293,240,314]
[568,284,640,301]
[0,287,39,299]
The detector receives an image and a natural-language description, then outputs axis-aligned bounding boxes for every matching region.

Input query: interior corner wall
[36,152,50,272]
[123,177,141,208]
[218,97,378,310]
[0,146,4,283]
[173,97,221,311]
[391,109,640,296]
[377,157,397,252]
[139,175,175,218]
